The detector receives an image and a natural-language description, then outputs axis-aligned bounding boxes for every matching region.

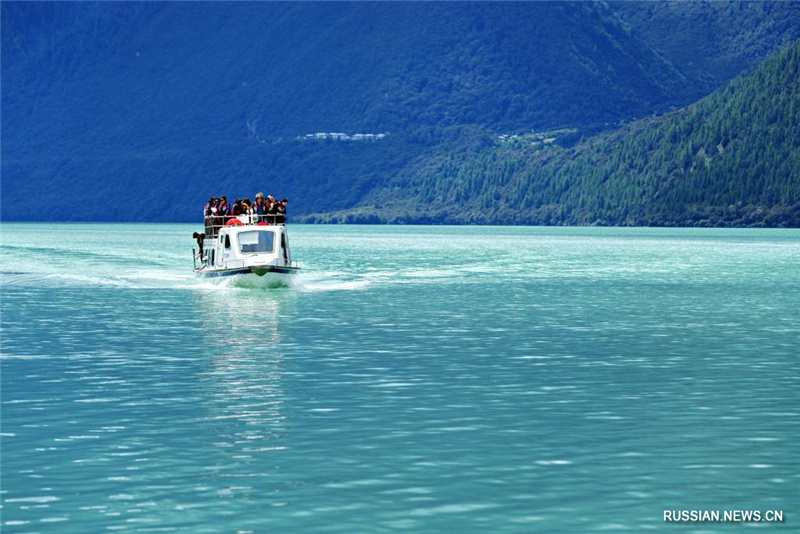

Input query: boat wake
[0,271,138,289]
[296,279,371,293]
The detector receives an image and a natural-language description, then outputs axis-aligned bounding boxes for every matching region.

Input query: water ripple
[2,224,798,532]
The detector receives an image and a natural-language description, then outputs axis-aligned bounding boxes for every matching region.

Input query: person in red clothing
[275,198,288,224]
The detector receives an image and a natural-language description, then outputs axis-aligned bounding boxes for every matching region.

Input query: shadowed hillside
[2,1,799,225]
[610,0,800,96]
[1,2,685,157]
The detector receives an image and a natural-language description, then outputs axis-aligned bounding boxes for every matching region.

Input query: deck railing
[202,214,286,237]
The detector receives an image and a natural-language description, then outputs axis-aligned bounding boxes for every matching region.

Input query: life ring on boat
[257,221,269,226]
[225,219,243,226]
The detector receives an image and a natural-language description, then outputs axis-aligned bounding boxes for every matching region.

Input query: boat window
[224,235,231,249]
[238,230,274,254]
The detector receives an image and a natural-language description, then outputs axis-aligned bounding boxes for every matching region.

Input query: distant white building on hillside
[299,131,390,142]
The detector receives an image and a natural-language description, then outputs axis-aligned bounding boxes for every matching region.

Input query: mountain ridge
[2,1,799,225]
[312,39,800,227]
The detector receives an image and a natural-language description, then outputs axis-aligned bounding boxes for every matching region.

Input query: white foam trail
[296,280,371,293]
[119,271,191,282]
[33,272,137,288]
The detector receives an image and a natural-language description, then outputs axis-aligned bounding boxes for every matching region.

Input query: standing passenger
[242,198,254,224]
[205,198,219,235]
[218,197,230,225]
[267,195,279,224]
[254,192,266,222]
[275,198,288,224]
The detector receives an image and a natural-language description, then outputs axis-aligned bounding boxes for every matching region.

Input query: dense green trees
[308,40,800,227]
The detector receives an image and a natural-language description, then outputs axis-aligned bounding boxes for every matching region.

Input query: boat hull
[195,266,299,288]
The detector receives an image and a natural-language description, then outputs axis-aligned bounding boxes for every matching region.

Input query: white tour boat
[193,217,300,288]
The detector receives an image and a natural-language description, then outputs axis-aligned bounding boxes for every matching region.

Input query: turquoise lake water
[1,223,798,532]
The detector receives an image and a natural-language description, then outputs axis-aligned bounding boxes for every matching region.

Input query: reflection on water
[193,289,291,506]
[194,287,288,347]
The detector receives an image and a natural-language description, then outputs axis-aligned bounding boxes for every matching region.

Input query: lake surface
[1,224,798,533]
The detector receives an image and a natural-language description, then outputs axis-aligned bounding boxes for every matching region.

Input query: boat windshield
[238,230,275,254]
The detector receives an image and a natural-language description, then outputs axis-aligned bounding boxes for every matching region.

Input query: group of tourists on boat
[204,192,287,235]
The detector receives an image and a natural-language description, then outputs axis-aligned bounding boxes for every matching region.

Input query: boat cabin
[194,223,295,273]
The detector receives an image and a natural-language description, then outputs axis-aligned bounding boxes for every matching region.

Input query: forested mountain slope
[318,39,800,227]
[1,2,684,156]
[609,0,800,97]
[2,1,798,225]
